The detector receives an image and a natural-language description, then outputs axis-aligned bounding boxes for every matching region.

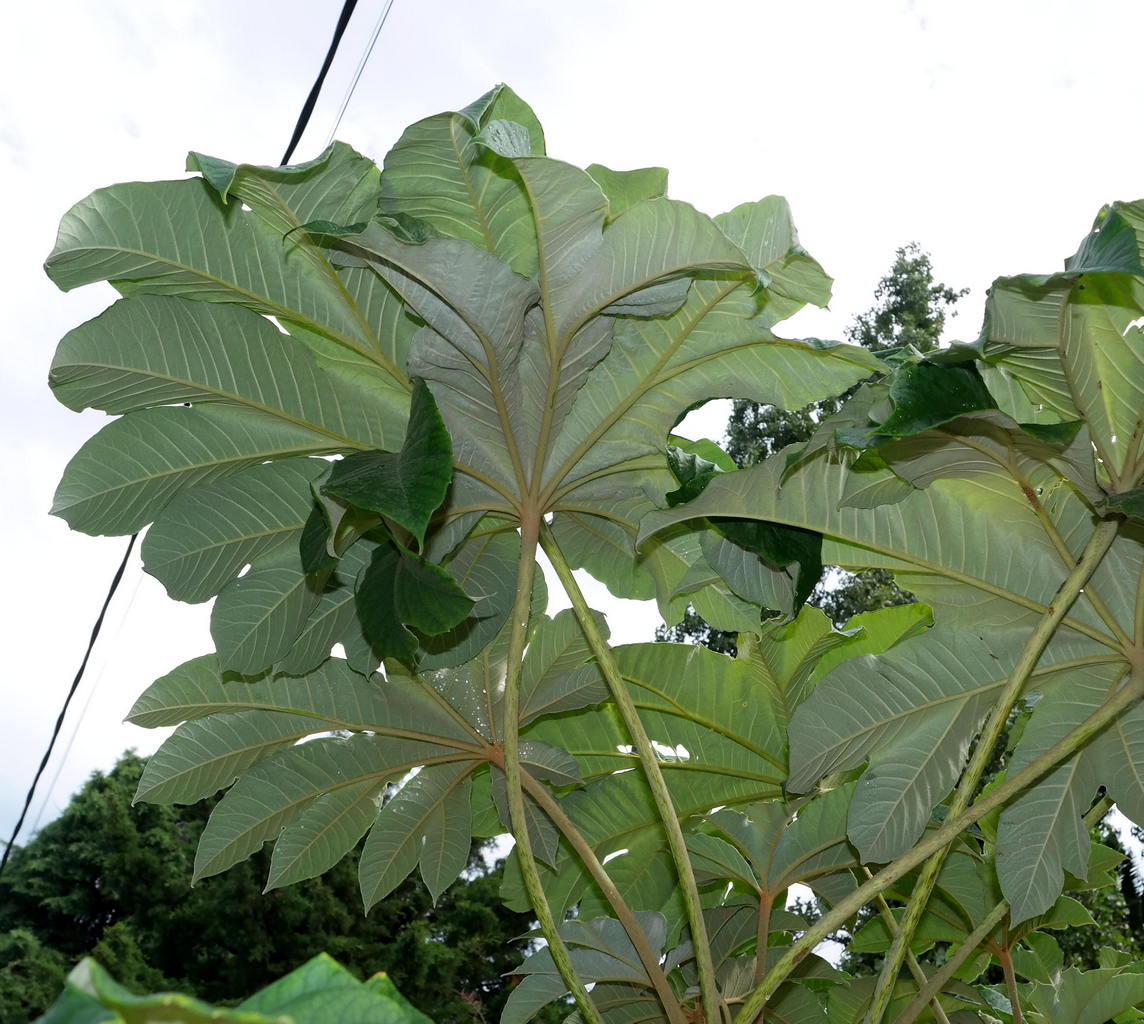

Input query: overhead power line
[280,0,360,165]
[0,535,137,877]
[323,0,397,151]
[1,0,368,881]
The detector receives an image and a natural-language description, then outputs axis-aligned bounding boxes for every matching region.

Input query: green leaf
[502,915,666,1024]
[195,733,450,882]
[510,643,788,929]
[135,710,319,804]
[876,361,997,437]
[811,602,933,678]
[38,952,431,1024]
[273,538,378,675]
[48,294,403,450]
[710,518,823,615]
[1012,933,1065,984]
[1025,964,1144,1024]
[44,176,403,378]
[52,405,347,536]
[234,952,360,1013]
[1065,201,1144,275]
[265,780,382,890]
[127,653,478,748]
[142,458,328,603]
[43,958,272,1024]
[359,763,473,908]
[322,379,453,548]
[1061,274,1144,485]
[354,541,475,664]
[786,629,1104,864]
[519,608,609,723]
[997,659,1131,922]
[1107,486,1144,519]
[585,163,669,221]
[379,84,544,276]
[415,524,519,670]
[637,432,1133,643]
[188,141,379,218]
[665,439,732,507]
[210,549,323,674]
[685,832,760,890]
[489,760,561,866]
[714,196,833,307]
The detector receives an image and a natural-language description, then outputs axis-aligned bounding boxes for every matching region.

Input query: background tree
[658,243,965,652]
[0,753,549,1024]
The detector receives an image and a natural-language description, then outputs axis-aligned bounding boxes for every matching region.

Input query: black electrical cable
[0,535,137,877]
[280,0,360,165]
[0,0,364,881]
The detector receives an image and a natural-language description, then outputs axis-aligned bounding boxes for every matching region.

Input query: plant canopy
[44,85,1144,1024]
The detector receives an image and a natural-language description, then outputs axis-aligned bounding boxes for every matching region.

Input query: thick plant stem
[887,794,1112,1024]
[753,893,773,987]
[731,668,1142,1024]
[522,774,688,1024]
[999,949,1025,1024]
[862,517,1122,1024]
[887,902,1009,1024]
[540,523,721,1024]
[505,516,603,1024]
[863,871,950,1024]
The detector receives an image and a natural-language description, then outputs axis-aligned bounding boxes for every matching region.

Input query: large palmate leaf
[639,339,1142,917]
[46,84,875,685]
[128,598,598,899]
[45,134,424,671]
[504,613,914,936]
[333,126,881,598]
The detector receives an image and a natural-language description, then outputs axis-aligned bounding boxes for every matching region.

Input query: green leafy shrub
[36,952,432,1024]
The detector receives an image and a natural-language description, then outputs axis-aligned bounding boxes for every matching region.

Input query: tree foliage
[845,243,968,354]
[0,753,551,1024]
[41,86,1144,1024]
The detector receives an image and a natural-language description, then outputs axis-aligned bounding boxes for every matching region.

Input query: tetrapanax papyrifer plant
[46,85,1144,1024]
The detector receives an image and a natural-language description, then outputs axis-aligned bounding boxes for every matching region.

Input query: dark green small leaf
[712,518,823,612]
[1020,419,1084,444]
[878,361,997,437]
[1107,486,1144,519]
[415,526,518,670]
[376,212,436,244]
[323,379,452,548]
[299,504,340,574]
[355,542,475,663]
[665,440,733,507]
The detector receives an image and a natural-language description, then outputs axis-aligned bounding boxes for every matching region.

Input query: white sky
[4,0,1144,846]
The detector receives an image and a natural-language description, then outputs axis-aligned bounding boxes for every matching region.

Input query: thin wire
[280,0,360,165]
[0,535,137,876]
[322,0,396,151]
[27,564,145,838]
[1,0,368,879]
